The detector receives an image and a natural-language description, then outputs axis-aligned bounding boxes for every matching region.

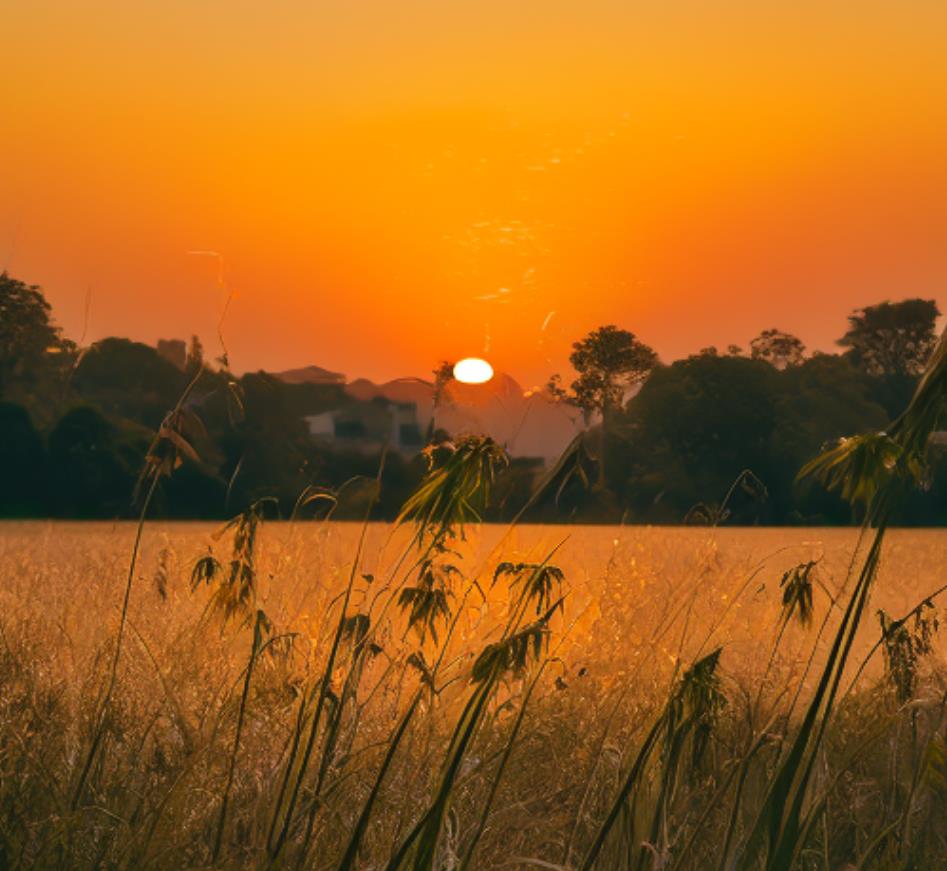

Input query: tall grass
[1,331,947,868]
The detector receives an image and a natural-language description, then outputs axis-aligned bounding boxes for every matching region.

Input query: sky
[2,1,947,387]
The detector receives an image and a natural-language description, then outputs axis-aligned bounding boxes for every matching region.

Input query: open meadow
[1,518,945,869]
[7,2,947,866]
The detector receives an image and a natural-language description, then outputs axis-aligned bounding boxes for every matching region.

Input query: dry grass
[1,520,945,869]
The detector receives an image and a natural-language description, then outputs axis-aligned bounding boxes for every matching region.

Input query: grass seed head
[779,560,817,628]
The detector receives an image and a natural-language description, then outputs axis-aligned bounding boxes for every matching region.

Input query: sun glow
[453,357,494,384]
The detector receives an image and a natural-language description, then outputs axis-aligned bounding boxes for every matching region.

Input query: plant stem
[212,610,264,862]
[71,471,160,810]
[268,452,385,861]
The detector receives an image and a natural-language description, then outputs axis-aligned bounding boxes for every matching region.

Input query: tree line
[0,273,535,522]
[546,300,945,524]
[1,271,944,524]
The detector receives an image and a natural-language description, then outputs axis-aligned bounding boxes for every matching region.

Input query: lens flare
[453,357,494,384]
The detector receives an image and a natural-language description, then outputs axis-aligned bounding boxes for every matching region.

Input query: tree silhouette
[0,402,46,515]
[0,272,72,399]
[838,299,939,378]
[750,329,806,369]
[47,406,142,517]
[74,338,187,429]
[550,325,657,486]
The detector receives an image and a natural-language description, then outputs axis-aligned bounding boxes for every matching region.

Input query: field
[1,517,945,870]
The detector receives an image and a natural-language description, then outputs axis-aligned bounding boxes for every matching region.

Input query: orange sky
[2,1,947,386]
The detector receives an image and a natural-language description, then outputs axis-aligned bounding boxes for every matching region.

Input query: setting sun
[3,3,947,867]
[453,357,494,384]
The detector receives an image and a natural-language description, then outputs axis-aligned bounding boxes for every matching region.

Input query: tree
[750,329,806,369]
[838,299,939,378]
[771,354,888,522]
[73,338,187,428]
[551,326,658,420]
[216,372,320,512]
[47,406,143,517]
[550,325,657,485]
[0,402,46,515]
[618,355,780,521]
[0,272,73,403]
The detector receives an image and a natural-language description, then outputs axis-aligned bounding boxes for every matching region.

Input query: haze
[2,0,947,385]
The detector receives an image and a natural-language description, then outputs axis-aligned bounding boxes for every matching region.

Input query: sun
[453,357,494,384]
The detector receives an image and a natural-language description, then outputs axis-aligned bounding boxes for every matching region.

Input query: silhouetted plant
[581,647,726,870]
[734,321,947,870]
[398,559,459,645]
[779,560,817,629]
[684,468,768,526]
[879,601,939,704]
[493,561,565,616]
[72,370,207,809]
[396,435,509,546]
[472,599,561,684]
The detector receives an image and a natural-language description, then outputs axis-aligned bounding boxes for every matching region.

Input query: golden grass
[1,520,944,868]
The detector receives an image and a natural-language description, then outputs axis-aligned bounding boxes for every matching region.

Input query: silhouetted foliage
[47,406,147,517]
[0,402,47,516]
[549,324,657,486]
[750,328,806,369]
[74,338,188,429]
[550,324,658,421]
[0,273,75,427]
[3,274,946,525]
[839,298,939,378]
[0,273,70,393]
[616,355,781,522]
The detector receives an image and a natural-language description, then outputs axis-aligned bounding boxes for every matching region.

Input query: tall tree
[550,325,657,485]
[838,298,939,378]
[750,329,806,369]
[0,272,72,400]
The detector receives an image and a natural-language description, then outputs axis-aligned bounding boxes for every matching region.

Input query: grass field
[1,518,945,869]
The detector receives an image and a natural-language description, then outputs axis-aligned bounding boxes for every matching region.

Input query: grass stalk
[460,658,551,870]
[336,689,424,871]
[71,471,161,810]
[268,454,385,861]
[211,608,266,862]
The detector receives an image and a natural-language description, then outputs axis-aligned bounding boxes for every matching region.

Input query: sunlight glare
[453,357,494,384]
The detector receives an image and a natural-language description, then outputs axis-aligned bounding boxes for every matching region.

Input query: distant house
[304,396,424,454]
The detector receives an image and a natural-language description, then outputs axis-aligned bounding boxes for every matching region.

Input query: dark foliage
[0,402,47,515]
[3,273,945,525]
[46,406,147,517]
